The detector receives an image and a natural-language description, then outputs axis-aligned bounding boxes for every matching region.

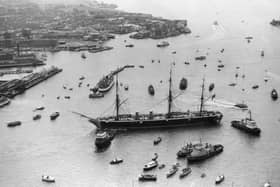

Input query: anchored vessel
[90,66,223,130]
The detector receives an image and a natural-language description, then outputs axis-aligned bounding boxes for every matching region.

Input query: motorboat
[209,83,215,92]
[42,175,55,183]
[143,160,158,171]
[215,175,225,184]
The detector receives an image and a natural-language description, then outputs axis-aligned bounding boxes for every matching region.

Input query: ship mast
[115,73,120,120]
[199,78,205,114]
[167,65,173,116]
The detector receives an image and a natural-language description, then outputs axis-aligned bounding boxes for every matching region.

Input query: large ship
[90,66,223,130]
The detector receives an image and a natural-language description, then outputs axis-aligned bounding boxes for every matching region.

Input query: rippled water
[1,0,280,186]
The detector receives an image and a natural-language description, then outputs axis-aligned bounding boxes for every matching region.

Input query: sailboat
[90,66,223,130]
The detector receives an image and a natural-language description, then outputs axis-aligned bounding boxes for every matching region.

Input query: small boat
[64,96,71,99]
[209,83,215,92]
[234,103,248,109]
[125,44,134,48]
[217,64,224,68]
[81,53,86,59]
[139,65,144,68]
[152,153,158,161]
[195,56,206,61]
[179,167,192,178]
[143,160,158,171]
[34,106,45,111]
[153,137,162,145]
[166,165,178,178]
[261,50,264,57]
[213,21,219,25]
[79,76,85,80]
[33,114,41,120]
[50,112,60,120]
[215,175,225,184]
[220,48,224,53]
[184,61,190,65]
[201,173,206,178]
[138,174,157,181]
[228,83,237,87]
[179,78,188,90]
[245,36,253,40]
[271,89,278,100]
[172,51,176,54]
[89,91,104,98]
[148,85,155,96]
[110,158,123,164]
[7,121,21,127]
[158,164,165,169]
[264,181,271,187]
[42,175,55,183]
[0,96,10,107]
[157,41,169,47]
[252,85,259,89]
[124,85,129,91]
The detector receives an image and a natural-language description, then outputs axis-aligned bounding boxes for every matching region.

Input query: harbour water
[1,0,280,186]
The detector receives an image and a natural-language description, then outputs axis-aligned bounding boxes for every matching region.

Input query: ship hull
[92,113,222,131]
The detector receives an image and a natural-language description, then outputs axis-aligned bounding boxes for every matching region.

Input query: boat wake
[205,99,237,108]
[267,71,280,82]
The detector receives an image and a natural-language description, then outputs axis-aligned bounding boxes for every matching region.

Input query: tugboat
[110,158,123,164]
[166,165,178,178]
[148,85,155,96]
[50,112,60,120]
[179,167,192,179]
[271,89,278,100]
[7,121,21,127]
[89,67,223,131]
[157,41,170,47]
[186,141,224,162]
[231,110,261,135]
[95,131,115,149]
[143,160,158,171]
[179,78,188,90]
[42,175,55,183]
[0,96,10,107]
[138,174,157,181]
[215,175,225,184]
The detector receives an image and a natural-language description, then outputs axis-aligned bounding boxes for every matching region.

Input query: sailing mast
[199,78,205,114]
[115,73,120,120]
[167,65,173,116]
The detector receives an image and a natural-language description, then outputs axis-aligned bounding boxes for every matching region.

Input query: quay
[0,66,62,98]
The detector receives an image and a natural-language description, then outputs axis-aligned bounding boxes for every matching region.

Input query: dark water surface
[1,0,280,186]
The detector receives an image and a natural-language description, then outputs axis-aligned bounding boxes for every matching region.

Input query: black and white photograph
[0,0,279,186]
